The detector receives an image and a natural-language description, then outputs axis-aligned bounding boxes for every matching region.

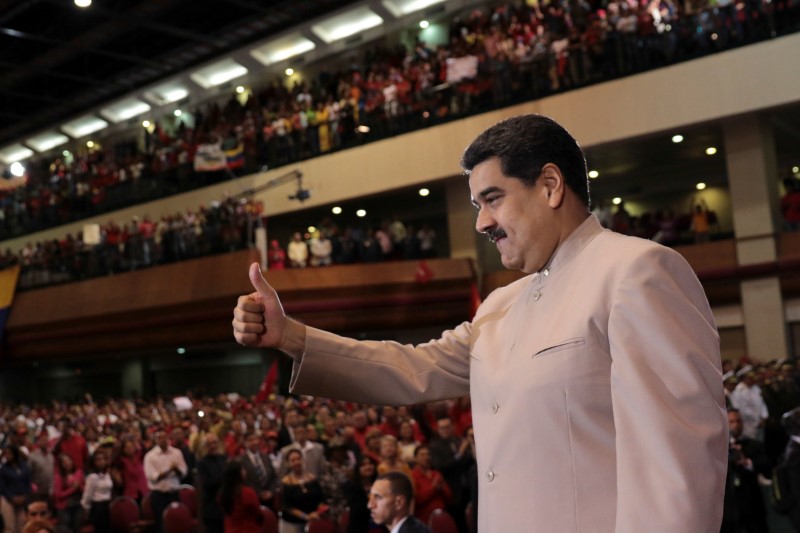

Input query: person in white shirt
[81,449,113,532]
[287,232,308,268]
[368,472,430,533]
[144,430,188,533]
[730,370,769,441]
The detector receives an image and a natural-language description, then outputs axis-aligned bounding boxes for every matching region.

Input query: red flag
[415,260,433,284]
[256,359,279,403]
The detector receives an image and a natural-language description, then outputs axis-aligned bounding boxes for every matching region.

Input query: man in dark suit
[721,408,771,533]
[241,431,278,507]
[368,472,431,533]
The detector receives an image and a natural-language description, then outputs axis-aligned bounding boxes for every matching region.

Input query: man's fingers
[248,262,273,296]
[236,294,265,314]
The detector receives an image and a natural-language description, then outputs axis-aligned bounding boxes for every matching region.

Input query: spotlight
[356,209,367,217]
[696,182,707,190]
[419,188,430,197]
[286,68,294,76]
[588,170,599,179]
[671,135,683,143]
[420,20,429,29]
[289,189,311,202]
[705,147,717,155]
[142,120,151,128]
[174,109,182,117]
[612,197,622,205]
[236,86,245,94]
[332,206,342,214]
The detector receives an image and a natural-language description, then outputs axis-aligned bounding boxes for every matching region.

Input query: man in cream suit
[233,114,728,532]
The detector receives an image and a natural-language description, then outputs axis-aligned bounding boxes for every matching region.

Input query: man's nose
[475,208,495,234]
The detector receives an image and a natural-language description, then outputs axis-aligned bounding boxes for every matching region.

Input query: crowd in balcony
[0,195,439,291]
[1,352,800,532]
[2,0,798,242]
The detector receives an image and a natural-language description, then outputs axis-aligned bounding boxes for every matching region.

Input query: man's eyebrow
[471,186,503,207]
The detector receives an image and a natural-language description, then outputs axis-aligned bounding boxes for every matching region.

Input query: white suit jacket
[290,215,727,532]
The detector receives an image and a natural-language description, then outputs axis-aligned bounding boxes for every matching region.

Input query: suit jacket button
[486,470,495,482]
[491,402,499,414]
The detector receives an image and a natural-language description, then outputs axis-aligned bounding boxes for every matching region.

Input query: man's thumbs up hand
[233,263,287,349]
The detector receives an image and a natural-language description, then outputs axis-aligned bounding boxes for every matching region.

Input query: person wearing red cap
[267,240,286,270]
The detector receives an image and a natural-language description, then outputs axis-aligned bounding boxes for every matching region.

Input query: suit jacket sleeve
[609,246,727,532]
[289,322,472,405]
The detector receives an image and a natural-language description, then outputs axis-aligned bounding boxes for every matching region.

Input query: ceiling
[0,0,361,149]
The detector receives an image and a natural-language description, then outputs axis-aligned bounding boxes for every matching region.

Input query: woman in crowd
[218,460,262,533]
[411,445,452,525]
[398,421,421,466]
[342,455,378,533]
[0,445,32,533]
[112,437,148,504]
[80,450,113,532]
[53,454,84,533]
[279,448,326,533]
[377,435,413,478]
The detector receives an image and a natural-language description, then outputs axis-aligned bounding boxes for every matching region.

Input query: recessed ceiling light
[612,197,622,205]
[793,166,799,174]
[419,188,430,197]
[86,141,94,148]
[588,170,599,179]
[174,109,182,117]
[9,162,25,177]
[176,347,186,354]
[308,226,317,234]
[285,68,294,76]
[332,206,342,214]
[705,147,717,155]
[74,0,91,7]
[356,209,367,217]
[672,135,684,143]
[142,120,151,128]
[696,182,707,190]
[236,86,245,94]
[357,125,370,133]
[420,20,429,29]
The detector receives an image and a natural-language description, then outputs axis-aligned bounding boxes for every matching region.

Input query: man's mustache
[487,228,507,243]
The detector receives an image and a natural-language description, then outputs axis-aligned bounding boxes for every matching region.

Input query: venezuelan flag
[0,264,20,345]
[225,143,245,170]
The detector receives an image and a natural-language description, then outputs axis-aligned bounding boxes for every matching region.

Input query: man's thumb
[248,262,272,296]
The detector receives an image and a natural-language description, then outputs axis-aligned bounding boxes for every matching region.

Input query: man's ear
[541,163,566,208]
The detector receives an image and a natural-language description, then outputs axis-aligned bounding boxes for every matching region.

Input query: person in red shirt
[411,445,452,525]
[53,421,88,473]
[113,438,148,504]
[219,461,262,533]
[267,240,286,270]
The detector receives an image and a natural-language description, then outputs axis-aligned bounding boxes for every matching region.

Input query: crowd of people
[2,355,800,532]
[1,196,264,291]
[0,391,477,533]
[2,0,798,241]
[0,197,439,291]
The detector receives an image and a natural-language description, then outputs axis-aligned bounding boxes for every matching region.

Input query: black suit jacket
[399,515,431,533]
[241,450,278,493]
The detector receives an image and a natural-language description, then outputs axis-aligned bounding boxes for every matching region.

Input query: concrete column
[121,359,145,398]
[723,112,788,361]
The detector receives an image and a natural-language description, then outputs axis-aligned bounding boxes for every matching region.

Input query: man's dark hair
[377,471,414,506]
[461,114,590,207]
[26,494,51,514]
